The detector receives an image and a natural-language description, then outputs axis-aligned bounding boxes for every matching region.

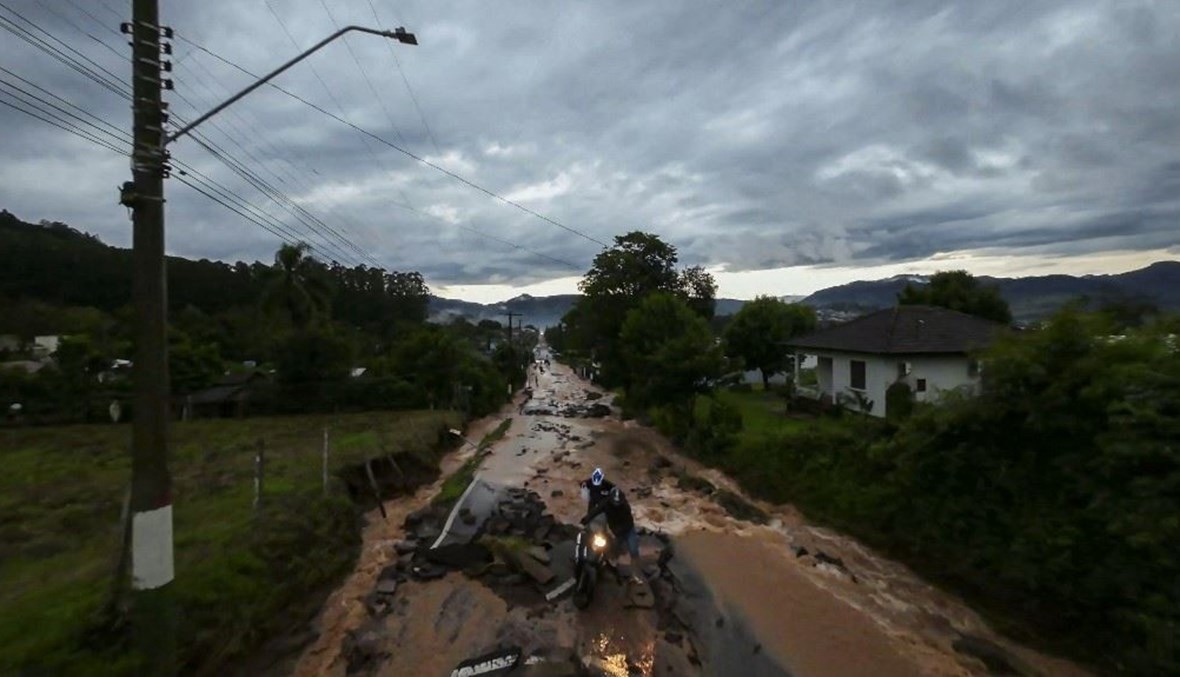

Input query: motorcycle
[572,520,614,609]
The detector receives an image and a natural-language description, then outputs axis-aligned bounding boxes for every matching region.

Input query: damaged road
[294,345,1090,677]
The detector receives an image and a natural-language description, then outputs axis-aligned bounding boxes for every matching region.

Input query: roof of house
[788,305,1005,355]
[186,384,249,405]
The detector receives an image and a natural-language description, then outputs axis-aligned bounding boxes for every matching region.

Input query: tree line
[0,211,532,423]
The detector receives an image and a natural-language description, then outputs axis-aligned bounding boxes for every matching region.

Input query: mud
[293,345,1090,677]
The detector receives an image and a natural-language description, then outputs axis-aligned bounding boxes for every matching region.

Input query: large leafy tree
[262,242,332,329]
[564,231,715,387]
[619,293,723,411]
[723,296,817,388]
[898,270,1011,323]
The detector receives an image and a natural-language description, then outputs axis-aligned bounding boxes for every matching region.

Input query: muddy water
[295,353,1089,677]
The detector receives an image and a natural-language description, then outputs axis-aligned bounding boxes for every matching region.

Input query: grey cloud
[1,0,1178,291]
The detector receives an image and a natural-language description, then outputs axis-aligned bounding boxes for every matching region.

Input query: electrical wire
[363,0,442,156]
[174,32,610,249]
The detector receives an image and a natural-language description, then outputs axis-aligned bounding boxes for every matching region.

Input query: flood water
[292,347,1090,677]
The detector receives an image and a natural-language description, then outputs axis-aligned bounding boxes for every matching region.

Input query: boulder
[393,539,419,555]
[952,635,1035,676]
[527,546,551,564]
[517,554,556,585]
[375,579,398,595]
[550,490,564,498]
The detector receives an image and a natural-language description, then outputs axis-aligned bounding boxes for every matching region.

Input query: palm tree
[261,242,331,328]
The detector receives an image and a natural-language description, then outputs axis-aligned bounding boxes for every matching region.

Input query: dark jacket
[583,486,634,536]
[582,477,616,511]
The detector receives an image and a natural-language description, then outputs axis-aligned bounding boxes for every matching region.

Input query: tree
[565,231,716,387]
[723,297,816,388]
[168,327,223,395]
[898,270,1012,323]
[261,242,331,329]
[619,293,723,412]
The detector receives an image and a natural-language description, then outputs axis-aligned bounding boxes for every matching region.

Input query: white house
[32,335,61,357]
[788,305,1004,418]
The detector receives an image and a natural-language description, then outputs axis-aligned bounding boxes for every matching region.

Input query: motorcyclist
[580,470,643,584]
[580,467,615,509]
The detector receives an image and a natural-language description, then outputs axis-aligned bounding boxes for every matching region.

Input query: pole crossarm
[166,25,415,145]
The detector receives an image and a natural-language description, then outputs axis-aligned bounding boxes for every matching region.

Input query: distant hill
[801,262,1180,322]
[429,293,750,328]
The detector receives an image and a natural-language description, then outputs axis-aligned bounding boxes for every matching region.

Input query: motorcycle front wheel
[573,566,597,609]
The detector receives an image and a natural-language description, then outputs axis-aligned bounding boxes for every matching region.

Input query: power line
[363,0,442,156]
[0,72,327,259]
[317,0,408,147]
[174,32,611,249]
[262,0,418,212]
[4,3,371,267]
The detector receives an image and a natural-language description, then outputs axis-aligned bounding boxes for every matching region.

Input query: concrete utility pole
[119,8,417,672]
[123,0,175,672]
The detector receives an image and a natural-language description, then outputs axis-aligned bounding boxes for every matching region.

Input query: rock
[393,539,418,555]
[425,543,492,569]
[362,591,391,618]
[550,489,564,498]
[664,631,683,645]
[342,629,385,673]
[377,564,400,581]
[375,579,398,595]
[627,583,655,609]
[500,573,526,586]
[459,506,472,518]
[952,635,1034,675]
[643,564,660,580]
[517,553,556,585]
[410,562,447,581]
[634,486,653,499]
[533,525,552,542]
[792,546,809,558]
[715,616,725,628]
[715,489,769,523]
[814,551,845,569]
[404,506,433,529]
[650,455,672,470]
[527,546,551,564]
[461,512,477,525]
[485,561,512,577]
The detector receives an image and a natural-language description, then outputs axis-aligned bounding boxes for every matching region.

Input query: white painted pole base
[131,504,174,590]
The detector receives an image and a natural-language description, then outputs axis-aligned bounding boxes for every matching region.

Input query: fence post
[254,439,265,510]
[322,427,329,495]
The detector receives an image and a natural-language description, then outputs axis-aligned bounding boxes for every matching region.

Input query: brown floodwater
[291,355,1091,677]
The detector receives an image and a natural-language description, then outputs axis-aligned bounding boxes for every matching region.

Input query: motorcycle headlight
[592,534,608,550]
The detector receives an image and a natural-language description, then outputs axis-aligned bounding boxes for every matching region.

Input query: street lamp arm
[166,25,416,145]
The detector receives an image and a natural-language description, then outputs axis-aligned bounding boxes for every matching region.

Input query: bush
[884,381,914,423]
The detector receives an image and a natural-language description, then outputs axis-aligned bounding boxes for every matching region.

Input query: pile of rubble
[521,400,612,418]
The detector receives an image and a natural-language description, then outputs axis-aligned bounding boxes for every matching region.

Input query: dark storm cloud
[1,0,1179,291]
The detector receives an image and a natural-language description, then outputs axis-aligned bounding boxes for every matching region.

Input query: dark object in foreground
[450,645,522,676]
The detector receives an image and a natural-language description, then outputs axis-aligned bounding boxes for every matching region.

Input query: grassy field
[0,409,461,676]
[713,387,846,438]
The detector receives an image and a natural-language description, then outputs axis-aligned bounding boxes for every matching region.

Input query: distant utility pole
[505,312,521,345]
[122,0,176,672]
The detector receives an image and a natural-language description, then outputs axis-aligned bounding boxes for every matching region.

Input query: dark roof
[217,370,268,386]
[788,305,1005,354]
[186,384,248,405]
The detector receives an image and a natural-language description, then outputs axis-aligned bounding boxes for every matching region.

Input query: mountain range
[430,261,1180,326]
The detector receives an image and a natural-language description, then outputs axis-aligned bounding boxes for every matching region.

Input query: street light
[123,12,417,674]
[166,25,417,145]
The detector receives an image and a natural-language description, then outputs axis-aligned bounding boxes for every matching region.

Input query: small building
[0,360,46,375]
[180,370,270,419]
[788,305,1004,418]
[32,335,60,357]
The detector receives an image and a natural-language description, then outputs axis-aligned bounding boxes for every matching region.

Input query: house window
[916,378,927,392]
[850,360,866,390]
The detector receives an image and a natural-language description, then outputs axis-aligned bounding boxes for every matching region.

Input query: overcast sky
[2,0,1178,302]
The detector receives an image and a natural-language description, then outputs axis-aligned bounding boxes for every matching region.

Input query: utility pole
[115,17,415,672]
[505,312,521,346]
[122,0,175,673]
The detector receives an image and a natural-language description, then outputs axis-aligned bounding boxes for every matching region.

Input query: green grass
[0,409,460,676]
[714,388,845,438]
[433,418,512,507]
